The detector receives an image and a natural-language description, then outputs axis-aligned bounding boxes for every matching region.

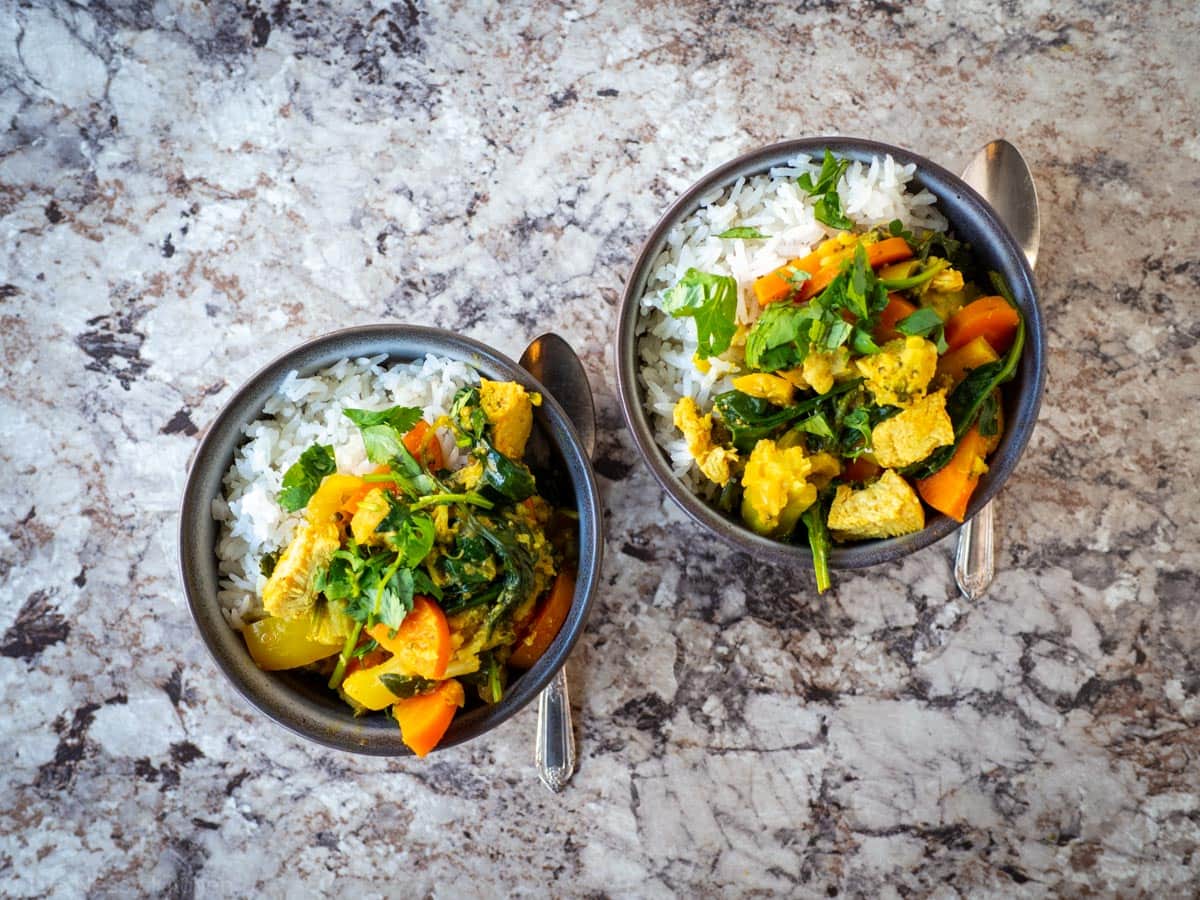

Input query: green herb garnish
[716,226,770,240]
[278,443,336,512]
[798,150,854,229]
[661,268,738,360]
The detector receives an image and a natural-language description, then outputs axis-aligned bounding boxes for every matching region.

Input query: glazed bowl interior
[180,325,602,755]
[616,137,1045,570]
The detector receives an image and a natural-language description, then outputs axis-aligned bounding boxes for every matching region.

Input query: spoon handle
[954,501,994,601]
[535,666,575,792]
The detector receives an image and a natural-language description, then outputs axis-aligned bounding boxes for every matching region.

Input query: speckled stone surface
[2,1,1198,896]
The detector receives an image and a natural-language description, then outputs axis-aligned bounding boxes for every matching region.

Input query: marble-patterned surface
[2,0,1198,895]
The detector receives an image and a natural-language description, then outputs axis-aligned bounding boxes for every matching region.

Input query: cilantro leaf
[716,226,770,240]
[278,443,336,512]
[798,149,851,195]
[377,567,413,631]
[813,191,854,230]
[798,150,855,230]
[895,308,945,338]
[661,268,738,359]
[393,513,436,568]
[343,406,422,465]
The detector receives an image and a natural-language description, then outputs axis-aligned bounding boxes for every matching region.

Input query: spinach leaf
[472,515,539,638]
[716,226,769,240]
[412,568,443,602]
[379,673,436,699]
[278,443,336,512]
[343,407,422,465]
[714,381,858,452]
[482,441,537,501]
[978,392,1000,437]
[801,493,833,594]
[661,268,738,359]
[798,150,854,230]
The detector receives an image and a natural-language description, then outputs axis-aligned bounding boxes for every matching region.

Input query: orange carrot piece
[916,426,989,522]
[392,679,464,757]
[753,254,824,306]
[943,296,1020,354]
[798,236,914,301]
[368,596,451,679]
[873,293,918,343]
[509,569,576,669]
[403,420,446,471]
[866,236,916,269]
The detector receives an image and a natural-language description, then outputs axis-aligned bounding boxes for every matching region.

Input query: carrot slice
[368,596,451,679]
[798,237,914,301]
[916,426,990,522]
[753,253,824,306]
[509,569,576,669]
[873,293,918,344]
[403,420,446,471]
[393,679,464,757]
[943,296,1020,354]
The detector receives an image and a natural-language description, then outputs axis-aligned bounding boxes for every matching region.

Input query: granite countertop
[2,2,1198,896]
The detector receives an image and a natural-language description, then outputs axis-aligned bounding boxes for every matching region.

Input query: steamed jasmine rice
[213,354,479,630]
[636,153,948,492]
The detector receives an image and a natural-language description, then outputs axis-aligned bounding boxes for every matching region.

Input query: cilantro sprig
[744,244,889,371]
[278,444,336,512]
[798,150,855,230]
[662,268,738,360]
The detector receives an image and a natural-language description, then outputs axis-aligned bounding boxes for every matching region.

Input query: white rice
[635,153,948,493]
[213,354,479,630]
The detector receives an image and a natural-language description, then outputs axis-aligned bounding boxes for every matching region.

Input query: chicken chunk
[262,518,340,620]
[740,439,820,538]
[480,379,535,460]
[870,390,954,469]
[827,469,925,540]
[780,348,852,396]
[855,336,938,407]
[262,473,363,623]
[674,397,739,486]
[731,373,795,407]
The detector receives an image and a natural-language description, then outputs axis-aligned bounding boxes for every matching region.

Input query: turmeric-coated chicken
[870,390,954,469]
[674,397,739,486]
[855,336,939,407]
[827,469,925,539]
[480,379,535,459]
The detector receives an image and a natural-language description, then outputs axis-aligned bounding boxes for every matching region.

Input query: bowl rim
[615,136,1045,570]
[179,324,603,755]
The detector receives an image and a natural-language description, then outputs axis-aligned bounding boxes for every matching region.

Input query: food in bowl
[214,355,577,756]
[636,150,1025,590]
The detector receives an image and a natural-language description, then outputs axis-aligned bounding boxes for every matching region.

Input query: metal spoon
[955,140,1041,600]
[519,333,596,792]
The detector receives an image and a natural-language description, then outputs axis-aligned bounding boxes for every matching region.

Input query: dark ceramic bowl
[179,325,602,755]
[616,137,1045,570]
